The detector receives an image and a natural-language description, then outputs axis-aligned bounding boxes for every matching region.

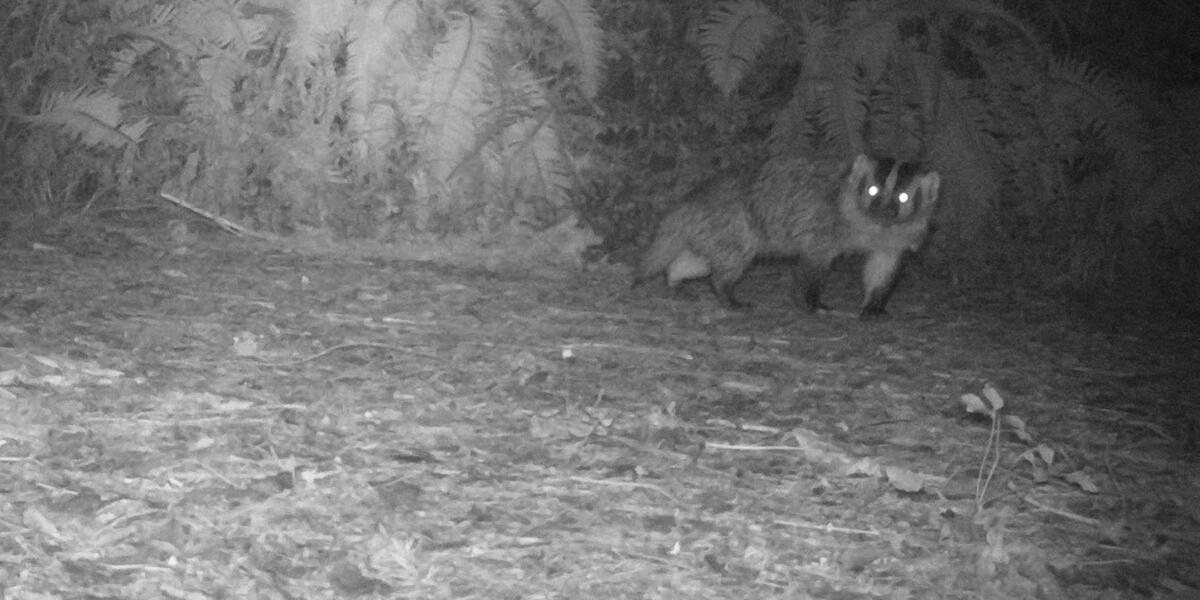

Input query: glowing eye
[868,185,880,197]
[898,192,910,204]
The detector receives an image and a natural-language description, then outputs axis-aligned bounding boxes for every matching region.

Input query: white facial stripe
[884,162,899,196]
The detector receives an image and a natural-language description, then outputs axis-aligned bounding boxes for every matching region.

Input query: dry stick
[563,342,694,361]
[248,342,442,368]
[1022,496,1103,527]
[775,519,881,537]
[567,476,680,504]
[158,191,277,241]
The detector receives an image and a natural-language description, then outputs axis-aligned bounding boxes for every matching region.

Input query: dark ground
[1,230,1197,599]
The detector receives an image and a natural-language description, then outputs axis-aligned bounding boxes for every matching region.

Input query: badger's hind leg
[709,262,752,310]
[792,255,834,312]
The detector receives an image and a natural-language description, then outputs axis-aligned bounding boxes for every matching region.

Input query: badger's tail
[633,208,692,288]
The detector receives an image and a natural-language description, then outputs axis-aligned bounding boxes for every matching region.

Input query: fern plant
[6,0,606,238]
[693,0,1033,207]
[689,0,1168,297]
[291,0,607,233]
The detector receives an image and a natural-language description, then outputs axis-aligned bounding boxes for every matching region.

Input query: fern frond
[496,115,570,207]
[108,0,158,20]
[288,0,354,67]
[504,63,551,110]
[102,38,159,87]
[767,16,836,154]
[345,0,422,159]
[1046,57,1149,180]
[1139,153,1200,228]
[768,89,816,157]
[174,0,269,56]
[927,78,1001,230]
[417,10,498,181]
[28,88,149,149]
[796,12,868,154]
[528,0,605,99]
[817,73,868,154]
[795,14,833,80]
[698,0,783,96]
[106,4,190,67]
[866,83,908,152]
[842,0,898,83]
[929,0,1041,45]
[191,55,240,113]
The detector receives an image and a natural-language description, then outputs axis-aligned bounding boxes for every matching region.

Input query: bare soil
[1,230,1197,600]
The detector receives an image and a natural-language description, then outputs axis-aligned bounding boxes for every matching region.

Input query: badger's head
[847,155,940,223]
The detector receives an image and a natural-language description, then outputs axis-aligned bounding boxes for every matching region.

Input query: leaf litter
[1,239,1198,600]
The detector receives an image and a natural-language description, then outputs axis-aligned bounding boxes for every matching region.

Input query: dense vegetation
[1,0,1196,312]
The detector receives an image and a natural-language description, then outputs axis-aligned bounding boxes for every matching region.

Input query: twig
[775,519,881,536]
[567,476,679,504]
[564,341,694,361]
[1023,495,1102,526]
[158,191,276,240]
[705,442,798,452]
[249,342,441,368]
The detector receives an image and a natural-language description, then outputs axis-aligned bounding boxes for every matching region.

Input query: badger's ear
[848,154,875,186]
[917,171,941,209]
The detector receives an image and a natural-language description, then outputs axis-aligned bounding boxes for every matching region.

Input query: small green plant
[960,383,1099,507]
[960,383,1105,583]
[961,384,1028,512]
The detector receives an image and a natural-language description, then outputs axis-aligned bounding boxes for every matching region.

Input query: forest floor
[1,223,1198,600]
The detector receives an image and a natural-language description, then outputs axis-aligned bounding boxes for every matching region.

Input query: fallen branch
[158,191,276,241]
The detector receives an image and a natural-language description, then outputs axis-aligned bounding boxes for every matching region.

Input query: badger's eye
[867,185,880,197]
[898,192,910,204]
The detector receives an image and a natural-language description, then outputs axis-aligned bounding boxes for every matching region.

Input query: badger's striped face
[856,157,938,221]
